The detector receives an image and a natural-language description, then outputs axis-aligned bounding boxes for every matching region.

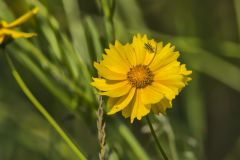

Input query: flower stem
[5,52,87,160]
[146,115,168,160]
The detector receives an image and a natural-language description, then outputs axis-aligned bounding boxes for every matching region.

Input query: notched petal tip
[130,117,135,123]
[180,64,192,76]
[27,32,37,37]
[107,110,115,115]
[90,81,95,86]
[114,40,122,46]
[93,61,99,68]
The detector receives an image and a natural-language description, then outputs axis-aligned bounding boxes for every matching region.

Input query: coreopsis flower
[0,7,39,46]
[91,34,192,123]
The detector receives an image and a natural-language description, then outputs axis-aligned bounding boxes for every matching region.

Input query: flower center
[127,65,154,88]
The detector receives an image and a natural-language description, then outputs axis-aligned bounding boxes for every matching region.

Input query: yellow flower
[0,7,39,45]
[91,34,192,123]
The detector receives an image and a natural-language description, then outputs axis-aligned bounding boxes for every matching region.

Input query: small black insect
[144,42,155,53]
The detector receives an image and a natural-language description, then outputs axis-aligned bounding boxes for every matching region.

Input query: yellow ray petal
[0,28,36,39]
[152,82,177,100]
[180,64,192,75]
[154,65,188,90]
[113,41,131,65]
[122,101,134,118]
[132,34,147,64]
[149,43,178,71]
[150,52,180,72]
[153,61,181,77]
[140,85,164,104]
[130,90,151,123]
[115,41,137,66]
[5,7,39,28]
[155,74,184,82]
[107,97,119,110]
[152,98,172,114]
[0,21,9,28]
[0,36,5,44]
[156,75,186,87]
[91,78,128,91]
[94,62,126,80]
[101,43,130,73]
[108,87,136,115]
[99,83,132,97]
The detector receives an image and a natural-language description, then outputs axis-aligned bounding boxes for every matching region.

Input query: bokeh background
[0,0,240,160]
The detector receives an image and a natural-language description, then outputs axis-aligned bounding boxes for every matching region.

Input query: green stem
[5,53,87,160]
[234,0,240,39]
[146,115,168,160]
[100,0,116,42]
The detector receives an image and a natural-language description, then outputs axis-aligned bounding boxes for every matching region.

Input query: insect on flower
[144,42,155,53]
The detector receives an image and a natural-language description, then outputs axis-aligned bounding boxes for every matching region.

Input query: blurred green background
[0,0,240,159]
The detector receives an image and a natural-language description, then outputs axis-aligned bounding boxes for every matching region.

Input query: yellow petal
[152,82,177,100]
[0,29,36,39]
[154,67,188,93]
[0,36,4,44]
[153,61,189,88]
[99,83,132,97]
[152,98,172,114]
[115,41,137,66]
[5,7,39,28]
[132,34,147,64]
[155,73,184,83]
[180,64,192,75]
[151,52,179,72]
[157,75,185,87]
[101,43,130,73]
[140,85,164,104]
[107,87,136,115]
[122,102,134,118]
[153,61,181,77]
[91,78,128,91]
[132,34,159,65]
[149,44,179,71]
[0,21,9,28]
[107,97,119,110]
[130,90,151,123]
[94,62,126,80]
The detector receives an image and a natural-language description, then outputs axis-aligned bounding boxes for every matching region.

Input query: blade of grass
[234,0,240,39]
[155,115,179,160]
[14,40,92,104]
[62,0,91,66]
[5,52,87,160]
[181,46,240,92]
[183,73,206,160]
[40,20,62,61]
[118,122,150,160]
[84,16,103,60]
[9,46,74,108]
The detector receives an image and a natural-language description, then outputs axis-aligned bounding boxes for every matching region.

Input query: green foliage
[0,0,240,159]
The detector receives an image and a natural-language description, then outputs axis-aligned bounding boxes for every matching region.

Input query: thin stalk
[100,0,116,42]
[97,95,106,160]
[5,53,87,160]
[146,115,168,160]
